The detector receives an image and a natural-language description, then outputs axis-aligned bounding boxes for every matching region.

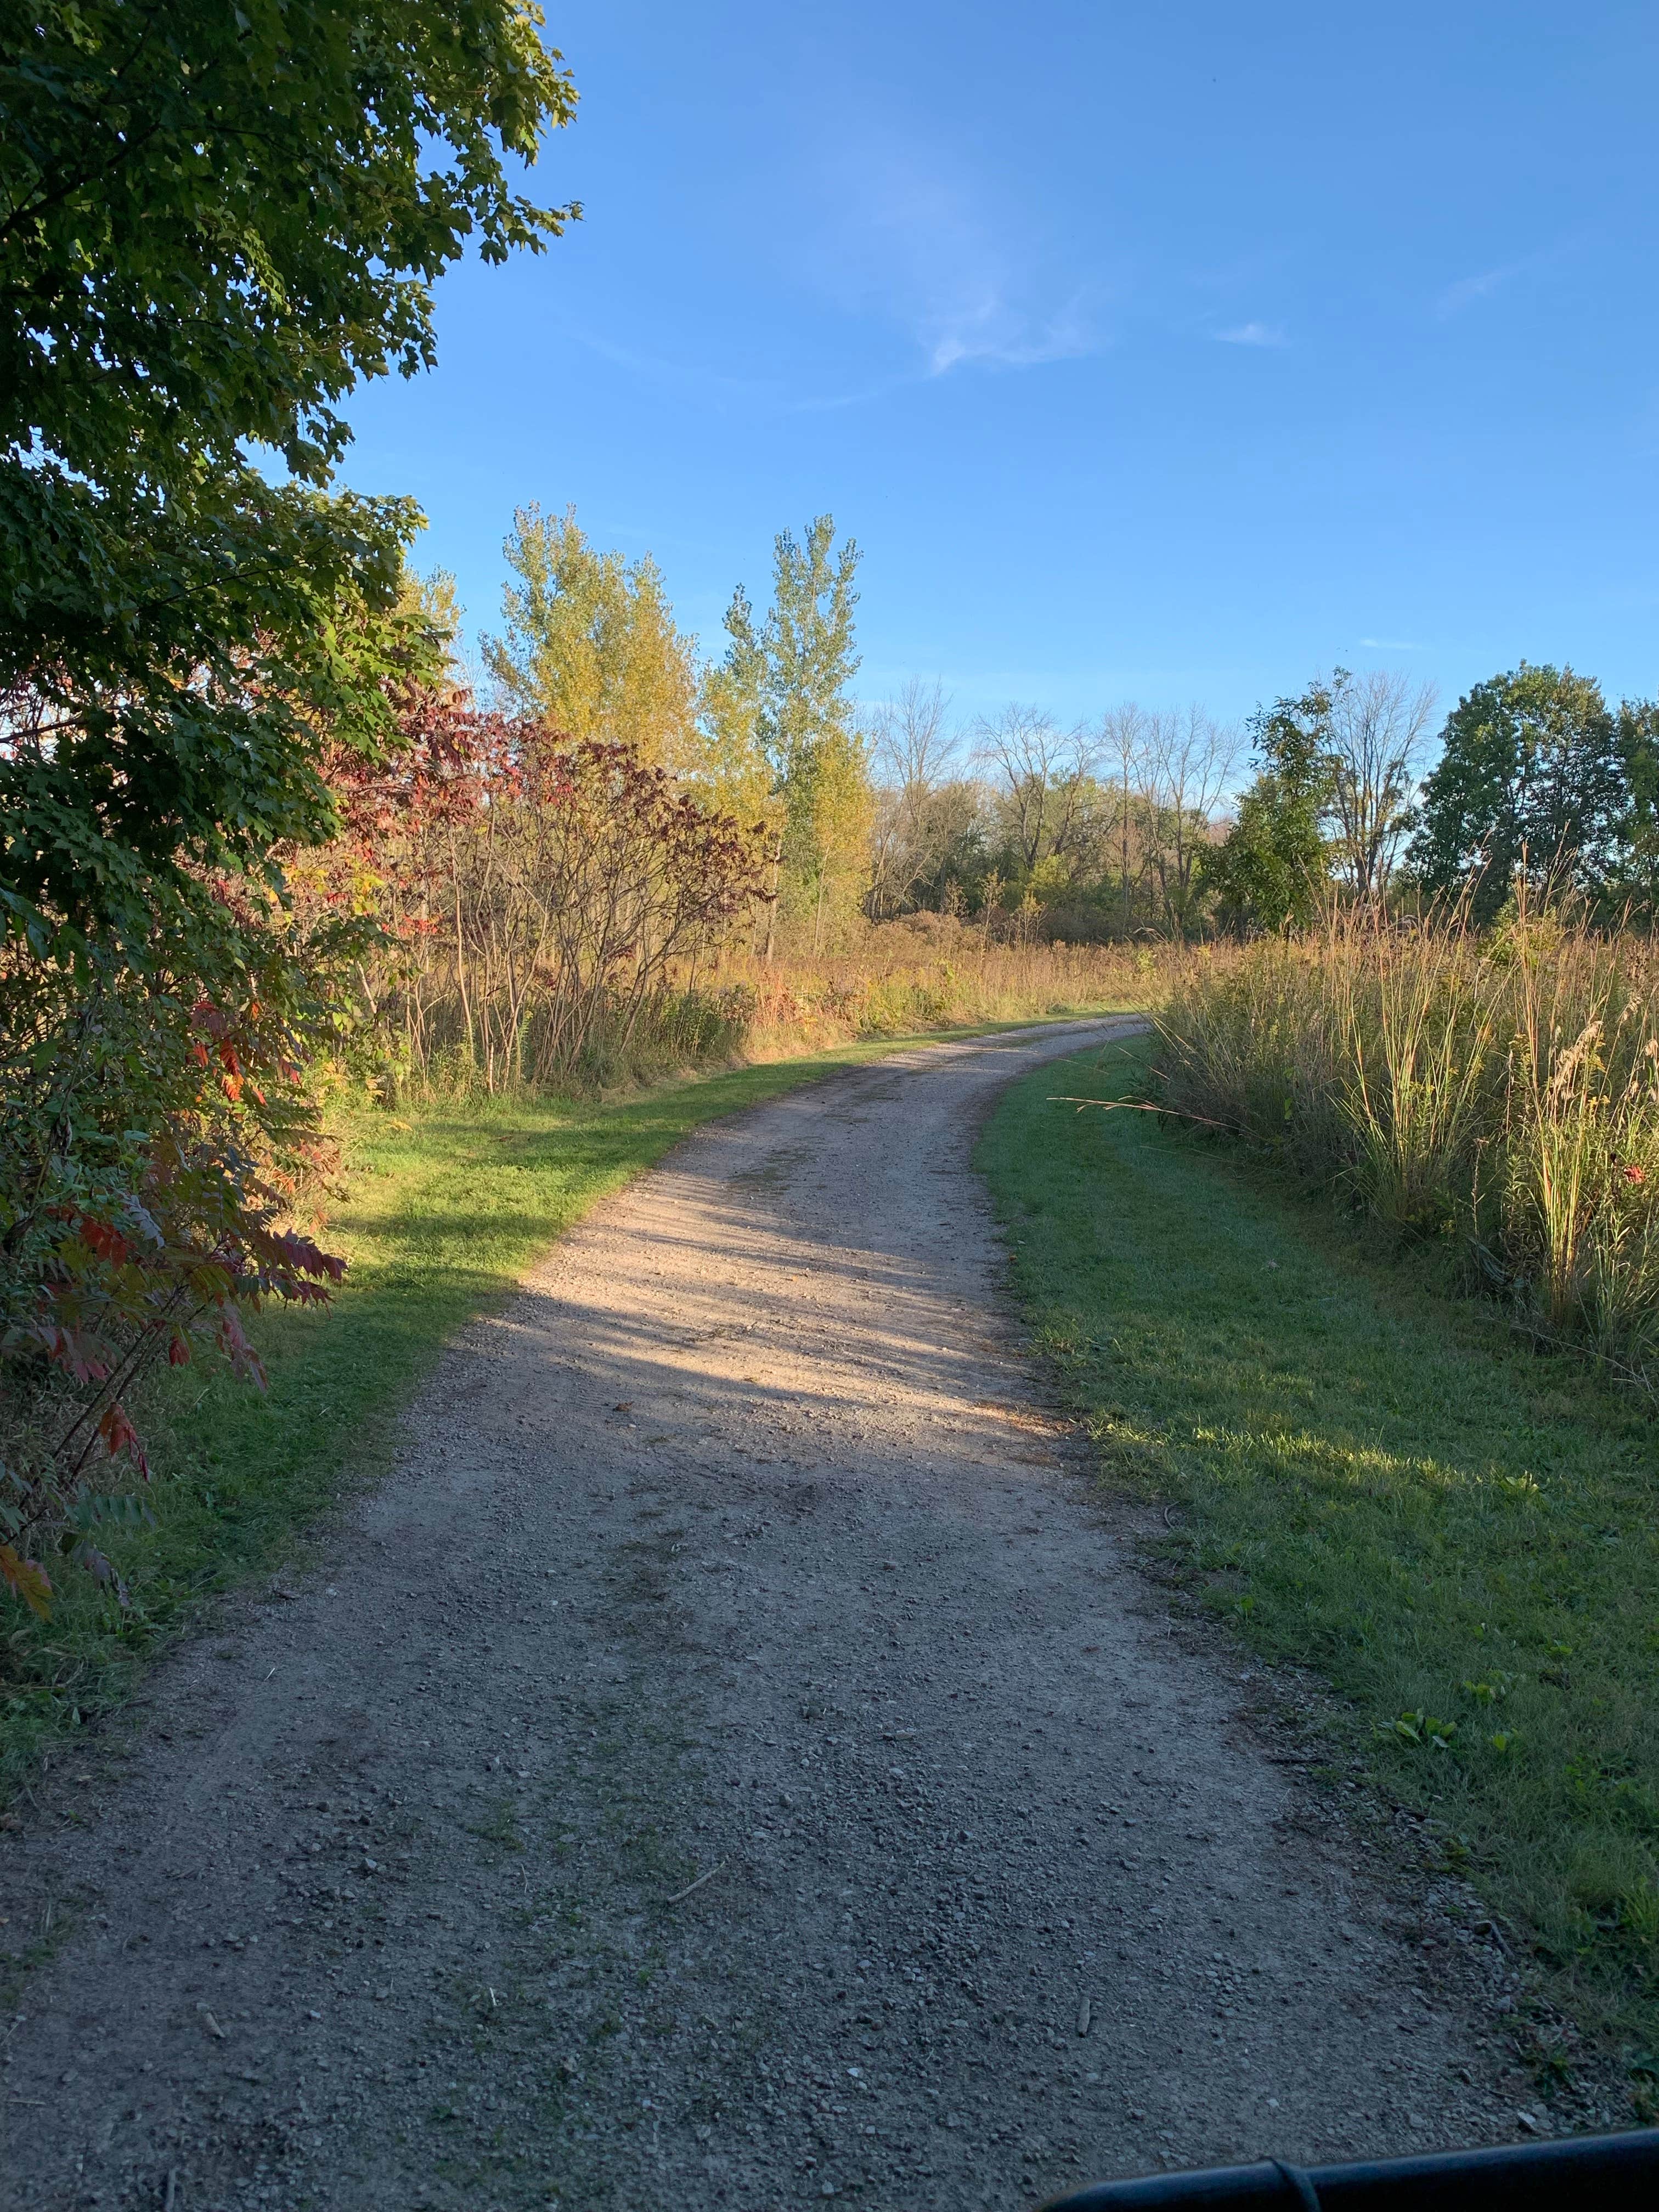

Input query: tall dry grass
[1154,911,1659,1384]
[370,915,1177,1102]
[715,917,1177,1059]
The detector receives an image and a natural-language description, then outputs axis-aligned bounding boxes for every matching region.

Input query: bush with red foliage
[0,904,359,1619]
[295,696,771,1091]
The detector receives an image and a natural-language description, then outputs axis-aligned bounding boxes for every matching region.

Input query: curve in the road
[2,1021,1522,2211]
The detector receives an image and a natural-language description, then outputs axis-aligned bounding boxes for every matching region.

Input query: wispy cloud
[1436,263,1520,318]
[927,291,1093,375]
[569,325,900,418]
[1212,320,1286,348]
[1359,636,1424,651]
[1436,234,1588,320]
[819,129,1109,379]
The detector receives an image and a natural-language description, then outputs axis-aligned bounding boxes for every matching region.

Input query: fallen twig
[663,1859,727,1906]
[1047,1096,1238,1132]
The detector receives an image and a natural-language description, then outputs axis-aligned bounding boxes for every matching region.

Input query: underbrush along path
[4,1023,1523,2209]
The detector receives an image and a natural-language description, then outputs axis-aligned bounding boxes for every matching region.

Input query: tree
[484,507,699,769]
[1410,665,1623,923]
[973,707,1096,881]
[1323,668,1437,906]
[1609,699,1659,918]
[1205,684,1335,933]
[0,1,577,943]
[716,517,868,950]
[867,679,959,918]
[1142,706,1239,935]
[797,725,876,952]
[1099,703,1153,935]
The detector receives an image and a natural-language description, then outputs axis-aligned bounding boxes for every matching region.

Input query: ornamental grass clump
[1154,906,1659,1386]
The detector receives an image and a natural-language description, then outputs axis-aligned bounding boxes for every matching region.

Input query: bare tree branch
[1324,668,1438,904]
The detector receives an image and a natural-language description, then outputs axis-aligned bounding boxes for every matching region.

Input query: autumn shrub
[1154,909,1659,1381]
[0,907,357,1622]
[301,697,770,1096]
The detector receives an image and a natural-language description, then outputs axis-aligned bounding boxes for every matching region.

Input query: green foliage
[1411,666,1625,924]
[1203,684,1335,933]
[1610,700,1659,918]
[0,0,577,939]
[983,1035,1659,2074]
[0,488,435,942]
[0,3,578,1616]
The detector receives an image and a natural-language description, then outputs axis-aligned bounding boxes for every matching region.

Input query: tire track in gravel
[2,1019,1532,2211]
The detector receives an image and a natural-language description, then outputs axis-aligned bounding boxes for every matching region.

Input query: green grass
[2,1019,1095,1799]
[978,1034,1659,2093]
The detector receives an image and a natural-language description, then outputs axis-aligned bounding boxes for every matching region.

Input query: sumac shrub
[297,699,771,1092]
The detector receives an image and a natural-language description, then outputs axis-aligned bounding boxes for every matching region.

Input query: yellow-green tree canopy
[715,516,872,946]
[485,507,699,769]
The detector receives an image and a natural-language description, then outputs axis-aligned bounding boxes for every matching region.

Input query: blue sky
[341,1,1659,738]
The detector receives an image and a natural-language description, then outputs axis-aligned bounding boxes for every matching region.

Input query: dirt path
[3,1022,1531,2211]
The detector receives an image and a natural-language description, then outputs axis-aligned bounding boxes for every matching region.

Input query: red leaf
[31,1322,111,1385]
[215,1309,268,1390]
[98,1402,150,1477]
[78,1217,131,1264]
[70,1540,117,1592]
[167,1334,193,1366]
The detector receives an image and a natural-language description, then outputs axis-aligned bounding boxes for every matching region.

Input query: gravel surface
[2,1021,1538,2210]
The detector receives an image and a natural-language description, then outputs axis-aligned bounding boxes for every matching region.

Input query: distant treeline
[475,515,1659,943]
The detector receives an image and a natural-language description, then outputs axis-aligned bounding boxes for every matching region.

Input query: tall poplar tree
[715,517,870,950]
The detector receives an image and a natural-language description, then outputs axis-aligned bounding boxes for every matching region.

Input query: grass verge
[978,1034,1659,2100]
[1,1018,1109,1802]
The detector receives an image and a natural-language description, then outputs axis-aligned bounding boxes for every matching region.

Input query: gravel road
[2,1020,1536,2211]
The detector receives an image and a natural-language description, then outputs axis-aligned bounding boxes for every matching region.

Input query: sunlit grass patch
[979,1034,1659,2092]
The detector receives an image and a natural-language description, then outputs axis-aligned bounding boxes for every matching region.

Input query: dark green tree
[1408,665,1623,924]
[1203,683,1335,933]
[1607,699,1659,919]
[0,1,577,943]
